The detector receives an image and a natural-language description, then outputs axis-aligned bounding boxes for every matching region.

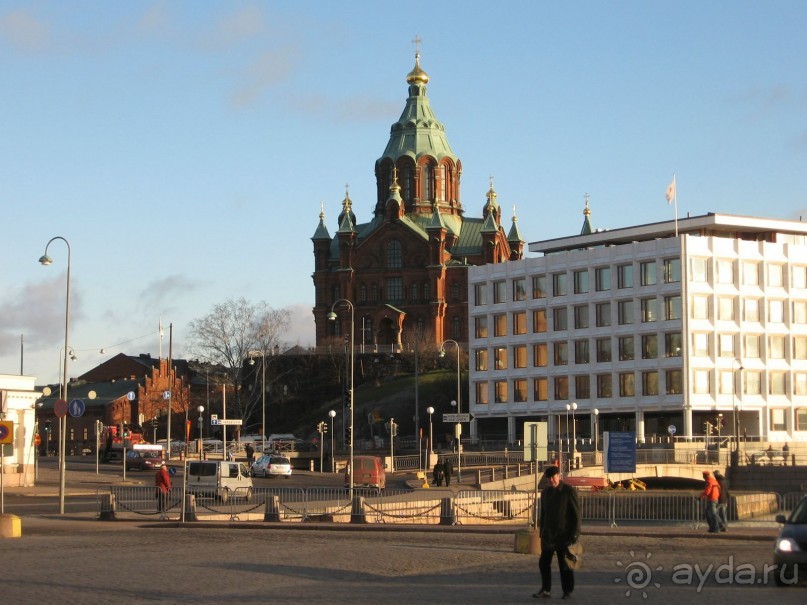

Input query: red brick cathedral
[312,51,524,351]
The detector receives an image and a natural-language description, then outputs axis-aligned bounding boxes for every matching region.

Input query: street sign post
[69,399,85,418]
[442,413,470,423]
[211,419,242,426]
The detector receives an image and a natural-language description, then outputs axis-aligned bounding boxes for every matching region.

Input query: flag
[665,177,676,204]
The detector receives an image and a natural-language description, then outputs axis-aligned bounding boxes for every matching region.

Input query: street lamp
[571,401,578,458]
[439,339,462,481]
[328,299,354,498]
[328,409,336,473]
[733,360,743,464]
[426,406,434,456]
[39,236,70,515]
[565,403,570,455]
[197,406,204,458]
[593,408,599,454]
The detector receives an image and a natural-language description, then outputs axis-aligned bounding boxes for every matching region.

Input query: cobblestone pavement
[1,517,804,604]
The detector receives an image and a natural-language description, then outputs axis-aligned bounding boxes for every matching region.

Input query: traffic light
[343,390,351,408]
[321,422,328,434]
[345,426,352,442]
[44,420,52,434]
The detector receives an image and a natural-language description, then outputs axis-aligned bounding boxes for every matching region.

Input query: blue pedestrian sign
[69,398,86,418]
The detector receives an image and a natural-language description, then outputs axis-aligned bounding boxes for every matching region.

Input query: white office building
[467,211,807,447]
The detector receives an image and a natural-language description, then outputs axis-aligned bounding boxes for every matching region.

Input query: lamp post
[39,236,71,515]
[439,339,462,481]
[565,404,570,455]
[593,408,599,454]
[427,406,434,456]
[328,409,336,473]
[733,360,743,464]
[249,351,268,454]
[197,406,204,458]
[328,299,354,498]
[571,401,578,459]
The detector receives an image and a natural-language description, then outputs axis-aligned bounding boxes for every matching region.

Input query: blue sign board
[69,398,86,418]
[604,431,636,473]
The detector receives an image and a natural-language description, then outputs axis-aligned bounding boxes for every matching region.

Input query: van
[186,460,253,502]
[346,455,386,490]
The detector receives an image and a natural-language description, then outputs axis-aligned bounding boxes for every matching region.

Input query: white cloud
[0,8,51,53]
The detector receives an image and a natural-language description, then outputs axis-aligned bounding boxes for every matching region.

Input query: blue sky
[2,1,805,384]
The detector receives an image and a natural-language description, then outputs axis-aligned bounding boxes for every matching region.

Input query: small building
[0,374,41,487]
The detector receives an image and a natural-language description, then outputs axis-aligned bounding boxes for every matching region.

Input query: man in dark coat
[443,458,454,486]
[535,466,581,600]
[432,460,444,487]
[714,470,729,532]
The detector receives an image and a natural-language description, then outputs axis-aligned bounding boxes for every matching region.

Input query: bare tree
[186,297,290,424]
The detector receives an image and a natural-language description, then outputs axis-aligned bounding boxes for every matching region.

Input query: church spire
[580,193,594,235]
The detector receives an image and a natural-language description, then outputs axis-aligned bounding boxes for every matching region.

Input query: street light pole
[328,299,354,498]
[39,236,70,515]
[571,402,578,461]
[439,339,462,482]
[733,360,743,465]
[427,406,434,457]
[593,408,599,454]
[328,409,336,473]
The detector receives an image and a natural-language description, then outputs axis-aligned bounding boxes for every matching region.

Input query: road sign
[0,420,13,444]
[54,398,68,418]
[127,391,136,401]
[523,421,548,462]
[69,398,86,418]
[211,419,242,426]
[668,425,677,435]
[163,391,171,400]
[442,413,470,423]
[35,433,42,446]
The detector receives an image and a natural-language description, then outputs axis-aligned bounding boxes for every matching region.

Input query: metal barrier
[454,489,534,525]
[607,492,701,528]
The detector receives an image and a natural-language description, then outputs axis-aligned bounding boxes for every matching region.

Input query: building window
[532,275,546,299]
[596,302,611,327]
[719,334,735,358]
[719,370,734,395]
[438,164,446,200]
[495,381,508,403]
[513,311,527,335]
[793,301,807,324]
[554,376,569,400]
[745,371,761,395]
[718,297,734,321]
[641,297,658,322]
[717,260,734,284]
[663,258,681,283]
[493,280,506,303]
[693,333,709,357]
[664,295,682,320]
[769,335,786,359]
[744,334,760,358]
[665,332,682,357]
[386,240,402,269]
[642,334,658,359]
[744,299,760,322]
[797,409,807,431]
[533,343,548,367]
[642,371,659,396]
[385,277,403,303]
[597,374,612,398]
[692,295,709,320]
[553,273,567,296]
[513,379,528,402]
[533,309,547,333]
[423,164,433,200]
[693,370,710,394]
[575,375,590,399]
[795,336,807,360]
[474,349,488,371]
[573,304,589,329]
[574,340,589,364]
[691,258,708,282]
[768,264,784,287]
[619,372,636,397]
[595,267,611,291]
[553,307,568,331]
[474,283,487,306]
[769,300,784,323]
[770,407,786,430]
[618,299,634,325]
[451,316,462,340]
[554,342,568,366]
[474,316,488,338]
[743,261,759,286]
[494,347,507,370]
[596,338,612,362]
[451,282,461,301]
[619,336,634,361]
[534,377,548,401]
[513,345,527,368]
[617,264,634,289]
[513,278,526,301]
[410,283,418,302]
[795,373,807,396]
[423,282,430,301]
[494,314,507,337]
[475,382,489,405]
[640,261,657,286]
[666,369,683,394]
[770,373,787,395]
[574,270,589,294]
[371,284,379,303]
[793,266,807,289]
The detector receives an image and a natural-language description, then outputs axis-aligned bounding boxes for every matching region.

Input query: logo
[614,551,662,598]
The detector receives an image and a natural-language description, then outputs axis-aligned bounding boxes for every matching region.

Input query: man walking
[155,462,172,520]
[534,466,580,600]
[714,470,729,532]
[699,470,721,533]
[443,458,454,486]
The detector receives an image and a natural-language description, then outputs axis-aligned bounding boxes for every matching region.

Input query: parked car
[125,446,164,471]
[251,454,293,478]
[186,460,253,502]
[773,495,807,586]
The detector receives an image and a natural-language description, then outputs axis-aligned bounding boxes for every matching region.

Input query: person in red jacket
[698,470,721,533]
[155,462,172,519]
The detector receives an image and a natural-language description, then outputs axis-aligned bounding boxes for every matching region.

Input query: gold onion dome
[406,52,429,85]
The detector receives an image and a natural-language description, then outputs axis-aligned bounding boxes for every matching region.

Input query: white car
[251,454,292,478]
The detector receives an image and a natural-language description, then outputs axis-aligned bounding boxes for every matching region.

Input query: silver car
[251,454,292,478]
[774,495,807,586]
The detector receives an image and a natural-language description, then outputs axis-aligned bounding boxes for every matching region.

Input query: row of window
[475,369,807,405]
[693,296,807,324]
[691,258,807,288]
[328,279,463,306]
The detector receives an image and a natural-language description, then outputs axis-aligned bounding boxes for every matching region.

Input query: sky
[1,1,806,385]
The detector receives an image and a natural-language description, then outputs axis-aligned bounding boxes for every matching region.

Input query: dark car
[125,448,164,471]
[773,495,807,586]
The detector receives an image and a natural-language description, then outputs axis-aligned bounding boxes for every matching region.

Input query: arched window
[402,165,412,201]
[386,240,402,269]
[360,285,367,303]
[423,164,433,201]
[417,318,425,335]
[451,316,462,340]
[411,283,418,302]
[451,281,460,301]
[438,165,447,201]
[332,286,340,302]
[423,282,430,302]
[371,284,379,303]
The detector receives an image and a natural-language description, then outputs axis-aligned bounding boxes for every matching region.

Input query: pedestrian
[443,458,454,486]
[432,460,444,487]
[698,470,721,533]
[155,462,172,519]
[534,466,581,600]
[245,443,255,466]
[713,470,729,532]
[782,442,790,465]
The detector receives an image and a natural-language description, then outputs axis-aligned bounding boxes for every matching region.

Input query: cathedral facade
[312,52,524,351]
